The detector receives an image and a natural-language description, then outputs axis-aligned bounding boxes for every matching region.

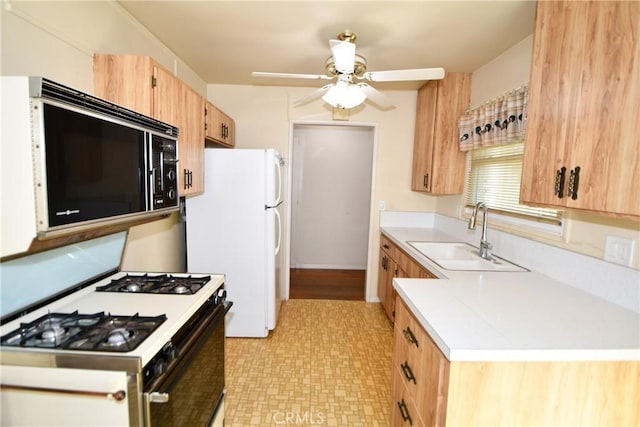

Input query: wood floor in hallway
[224,299,393,426]
[289,269,366,300]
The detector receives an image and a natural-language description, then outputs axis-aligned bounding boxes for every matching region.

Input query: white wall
[290,124,374,270]
[1,1,207,272]
[437,35,640,270]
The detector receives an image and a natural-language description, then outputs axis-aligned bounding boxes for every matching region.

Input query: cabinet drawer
[392,365,426,427]
[394,297,428,403]
[380,234,397,258]
[394,296,450,426]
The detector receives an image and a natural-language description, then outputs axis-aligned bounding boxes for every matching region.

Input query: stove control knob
[154,359,168,376]
[213,288,227,305]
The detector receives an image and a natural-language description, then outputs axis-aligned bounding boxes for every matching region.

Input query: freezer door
[187,149,271,338]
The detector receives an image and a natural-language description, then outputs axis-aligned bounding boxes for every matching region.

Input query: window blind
[464,142,562,224]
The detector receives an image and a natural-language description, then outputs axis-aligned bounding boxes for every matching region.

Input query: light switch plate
[604,236,634,266]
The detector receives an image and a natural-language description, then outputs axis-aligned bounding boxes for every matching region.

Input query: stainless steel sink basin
[407,241,528,272]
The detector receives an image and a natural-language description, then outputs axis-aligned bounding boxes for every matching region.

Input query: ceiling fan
[251,30,445,110]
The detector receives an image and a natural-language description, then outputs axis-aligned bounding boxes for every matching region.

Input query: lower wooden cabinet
[378,234,436,322]
[393,297,449,427]
[392,296,640,426]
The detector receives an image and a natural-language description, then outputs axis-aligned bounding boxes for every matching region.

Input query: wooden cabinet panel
[378,234,438,323]
[521,1,640,218]
[392,365,426,427]
[393,296,450,427]
[412,73,471,194]
[94,54,205,196]
[205,101,235,147]
[93,55,154,117]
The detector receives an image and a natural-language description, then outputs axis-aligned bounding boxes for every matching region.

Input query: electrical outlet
[378,200,386,211]
[604,236,634,266]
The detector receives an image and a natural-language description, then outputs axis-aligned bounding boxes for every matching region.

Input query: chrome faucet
[468,202,492,260]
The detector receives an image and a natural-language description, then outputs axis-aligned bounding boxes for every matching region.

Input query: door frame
[284,120,379,301]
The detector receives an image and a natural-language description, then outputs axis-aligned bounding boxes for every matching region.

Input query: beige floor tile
[225,299,393,426]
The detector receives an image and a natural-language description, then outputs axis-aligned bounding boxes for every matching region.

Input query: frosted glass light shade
[322,81,367,109]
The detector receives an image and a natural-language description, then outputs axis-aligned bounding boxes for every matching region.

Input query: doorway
[289,123,375,300]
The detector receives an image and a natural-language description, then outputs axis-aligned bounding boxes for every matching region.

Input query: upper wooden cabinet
[205,101,235,147]
[94,55,205,196]
[520,1,640,218]
[411,73,471,194]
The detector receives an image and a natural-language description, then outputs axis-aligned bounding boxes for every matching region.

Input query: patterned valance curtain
[458,84,528,151]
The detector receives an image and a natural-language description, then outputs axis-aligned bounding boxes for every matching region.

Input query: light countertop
[383,226,640,362]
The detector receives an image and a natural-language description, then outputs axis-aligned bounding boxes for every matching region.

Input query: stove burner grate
[96,274,211,295]
[0,312,167,352]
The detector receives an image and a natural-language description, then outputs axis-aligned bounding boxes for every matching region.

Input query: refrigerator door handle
[274,208,282,255]
[265,200,283,210]
[274,154,283,205]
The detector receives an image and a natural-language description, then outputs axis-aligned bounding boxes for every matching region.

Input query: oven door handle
[147,391,170,404]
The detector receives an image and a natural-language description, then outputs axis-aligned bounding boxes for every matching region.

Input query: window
[464,141,563,226]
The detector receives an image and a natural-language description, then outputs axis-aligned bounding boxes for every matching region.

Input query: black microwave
[29,77,180,237]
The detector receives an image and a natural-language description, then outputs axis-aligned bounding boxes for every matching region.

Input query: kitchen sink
[407,241,528,272]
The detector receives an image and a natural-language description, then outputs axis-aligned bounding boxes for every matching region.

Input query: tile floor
[225,299,394,426]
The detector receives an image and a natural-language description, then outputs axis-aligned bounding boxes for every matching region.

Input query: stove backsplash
[0,232,127,321]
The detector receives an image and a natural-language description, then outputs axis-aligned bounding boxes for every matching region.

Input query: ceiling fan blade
[362,67,445,82]
[357,83,395,110]
[252,71,332,80]
[329,39,355,74]
[293,84,334,106]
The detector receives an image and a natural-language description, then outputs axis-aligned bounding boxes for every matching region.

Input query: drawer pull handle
[401,361,417,384]
[554,166,566,199]
[383,244,390,250]
[568,166,581,200]
[403,326,419,348]
[397,399,413,425]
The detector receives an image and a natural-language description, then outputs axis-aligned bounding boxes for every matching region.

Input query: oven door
[144,301,229,427]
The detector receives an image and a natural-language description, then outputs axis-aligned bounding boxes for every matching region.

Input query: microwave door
[42,103,147,227]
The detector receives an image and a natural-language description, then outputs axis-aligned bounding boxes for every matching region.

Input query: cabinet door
[93,55,154,116]
[153,66,204,196]
[205,102,235,147]
[521,1,640,217]
[412,82,438,191]
[377,249,390,313]
[411,73,471,195]
[178,86,205,195]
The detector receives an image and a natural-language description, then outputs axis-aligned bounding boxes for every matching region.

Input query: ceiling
[119,1,537,90]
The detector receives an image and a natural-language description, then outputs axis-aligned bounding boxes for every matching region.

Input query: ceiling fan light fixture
[322,80,366,109]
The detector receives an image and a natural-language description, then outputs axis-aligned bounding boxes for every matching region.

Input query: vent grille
[33,77,179,137]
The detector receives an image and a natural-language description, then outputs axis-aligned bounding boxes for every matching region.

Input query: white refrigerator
[186,148,284,337]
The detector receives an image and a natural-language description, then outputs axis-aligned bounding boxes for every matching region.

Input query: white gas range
[0,234,229,427]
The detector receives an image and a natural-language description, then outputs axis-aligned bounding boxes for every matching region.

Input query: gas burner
[126,283,142,292]
[106,328,135,346]
[40,322,66,342]
[96,274,211,295]
[0,312,166,353]
[0,312,104,349]
[172,285,189,294]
